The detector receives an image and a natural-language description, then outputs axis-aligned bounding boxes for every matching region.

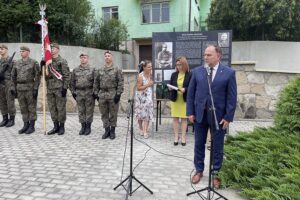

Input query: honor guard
[93,51,124,140]
[70,53,96,135]
[45,43,70,135]
[0,44,16,127]
[11,46,41,134]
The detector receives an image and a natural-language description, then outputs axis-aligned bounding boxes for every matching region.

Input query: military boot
[110,127,116,140]
[102,127,110,139]
[79,123,86,135]
[18,121,30,134]
[0,114,8,127]
[84,122,91,135]
[25,120,35,134]
[47,121,59,135]
[5,115,15,127]
[57,122,65,135]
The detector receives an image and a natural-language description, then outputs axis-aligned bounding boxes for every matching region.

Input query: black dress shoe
[174,142,178,146]
[181,142,186,146]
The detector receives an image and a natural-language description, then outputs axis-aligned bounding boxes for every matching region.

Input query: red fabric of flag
[38,19,63,80]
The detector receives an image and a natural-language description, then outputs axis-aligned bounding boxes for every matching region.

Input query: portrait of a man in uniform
[218,32,230,47]
[156,42,172,69]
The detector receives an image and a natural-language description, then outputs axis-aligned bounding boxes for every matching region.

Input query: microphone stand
[186,67,228,200]
[114,72,153,199]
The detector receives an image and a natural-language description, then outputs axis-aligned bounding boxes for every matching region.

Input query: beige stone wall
[233,62,298,119]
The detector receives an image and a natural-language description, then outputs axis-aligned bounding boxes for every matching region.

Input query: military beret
[0,44,8,49]
[104,50,112,55]
[79,52,88,57]
[20,46,30,52]
[51,43,60,49]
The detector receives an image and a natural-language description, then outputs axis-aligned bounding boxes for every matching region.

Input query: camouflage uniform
[0,56,16,126]
[12,57,40,121]
[11,57,40,134]
[93,63,124,138]
[70,64,95,123]
[46,55,70,123]
[157,50,172,68]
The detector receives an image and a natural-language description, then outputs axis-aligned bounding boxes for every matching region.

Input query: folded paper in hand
[167,84,179,91]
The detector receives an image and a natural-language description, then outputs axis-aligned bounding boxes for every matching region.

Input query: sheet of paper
[167,84,179,91]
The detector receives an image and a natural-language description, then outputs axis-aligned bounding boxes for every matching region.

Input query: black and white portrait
[218,32,229,47]
[155,42,173,69]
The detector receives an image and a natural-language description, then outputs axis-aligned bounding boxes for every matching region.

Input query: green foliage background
[87,18,128,51]
[220,76,300,199]
[207,0,300,41]
[0,0,128,51]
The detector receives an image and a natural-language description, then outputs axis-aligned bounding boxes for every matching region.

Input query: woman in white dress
[134,60,154,138]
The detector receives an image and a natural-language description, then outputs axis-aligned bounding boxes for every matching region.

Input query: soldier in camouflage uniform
[45,43,70,135]
[70,53,96,135]
[11,46,41,134]
[93,51,124,140]
[0,44,16,127]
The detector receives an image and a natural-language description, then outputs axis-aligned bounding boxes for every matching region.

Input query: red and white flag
[38,19,63,80]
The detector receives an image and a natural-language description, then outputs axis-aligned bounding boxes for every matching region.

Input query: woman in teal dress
[169,56,192,145]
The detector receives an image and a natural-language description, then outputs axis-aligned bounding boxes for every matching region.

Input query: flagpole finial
[39,4,47,17]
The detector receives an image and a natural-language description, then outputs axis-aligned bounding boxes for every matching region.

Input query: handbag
[156,83,170,99]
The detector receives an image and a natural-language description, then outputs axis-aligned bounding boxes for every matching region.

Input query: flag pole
[39,4,47,135]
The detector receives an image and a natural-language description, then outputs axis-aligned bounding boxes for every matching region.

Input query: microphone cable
[131,132,208,200]
[118,119,210,199]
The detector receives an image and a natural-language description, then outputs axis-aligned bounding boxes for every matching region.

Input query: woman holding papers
[169,56,192,146]
[135,60,154,138]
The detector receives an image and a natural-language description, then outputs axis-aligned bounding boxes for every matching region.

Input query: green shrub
[220,128,300,199]
[274,75,300,134]
[220,76,300,199]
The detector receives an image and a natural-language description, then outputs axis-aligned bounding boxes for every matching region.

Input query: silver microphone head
[204,63,210,75]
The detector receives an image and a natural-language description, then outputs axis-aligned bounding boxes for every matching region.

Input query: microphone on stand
[204,63,210,76]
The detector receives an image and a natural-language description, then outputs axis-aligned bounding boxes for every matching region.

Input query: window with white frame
[142,2,169,24]
[103,7,118,21]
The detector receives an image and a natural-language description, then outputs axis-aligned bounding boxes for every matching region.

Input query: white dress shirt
[211,63,219,82]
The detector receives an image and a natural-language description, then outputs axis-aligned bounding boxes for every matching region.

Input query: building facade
[90,0,209,67]
[199,0,212,30]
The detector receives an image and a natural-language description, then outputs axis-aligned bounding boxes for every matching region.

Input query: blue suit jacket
[186,64,237,123]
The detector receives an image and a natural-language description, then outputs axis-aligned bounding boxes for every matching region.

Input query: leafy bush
[274,76,300,134]
[220,76,300,199]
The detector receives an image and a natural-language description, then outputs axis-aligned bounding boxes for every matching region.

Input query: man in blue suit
[187,45,237,188]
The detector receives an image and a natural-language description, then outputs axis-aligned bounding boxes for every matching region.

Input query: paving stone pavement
[0,113,273,200]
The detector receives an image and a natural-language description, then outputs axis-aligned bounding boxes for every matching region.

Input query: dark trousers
[194,110,225,173]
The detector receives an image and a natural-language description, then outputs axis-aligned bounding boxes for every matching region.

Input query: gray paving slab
[0,113,273,200]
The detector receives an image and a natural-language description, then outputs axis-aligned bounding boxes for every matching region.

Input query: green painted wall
[200,0,211,30]
[90,0,201,39]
